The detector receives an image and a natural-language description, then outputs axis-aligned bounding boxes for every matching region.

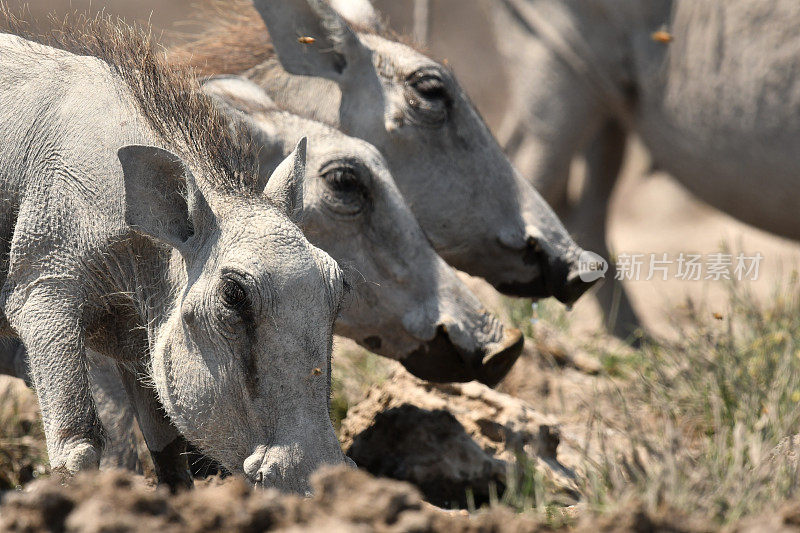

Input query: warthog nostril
[522,236,546,266]
[363,336,382,351]
[526,235,542,253]
[243,445,267,485]
[255,462,286,490]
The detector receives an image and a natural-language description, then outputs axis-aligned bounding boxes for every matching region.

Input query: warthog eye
[220,276,249,311]
[405,69,451,126]
[409,73,448,100]
[321,165,370,216]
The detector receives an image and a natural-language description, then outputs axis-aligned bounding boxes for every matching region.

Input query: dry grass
[584,277,800,524]
[499,276,800,525]
[0,377,47,490]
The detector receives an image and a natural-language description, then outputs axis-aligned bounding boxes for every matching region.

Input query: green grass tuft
[0,379,48,490]
[330,342,393,432]
[503,297,570,337]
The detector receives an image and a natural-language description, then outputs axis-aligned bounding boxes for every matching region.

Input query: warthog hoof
[152,437,194,493]
[53,441,101,477]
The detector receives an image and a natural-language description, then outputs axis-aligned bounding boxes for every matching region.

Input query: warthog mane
[0,4,260,196]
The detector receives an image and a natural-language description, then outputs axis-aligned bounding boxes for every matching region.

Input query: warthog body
[171,0,598,306]
[0,22,347,493]
[491,0,800,336]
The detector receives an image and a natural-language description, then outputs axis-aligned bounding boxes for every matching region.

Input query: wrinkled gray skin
[0,34,347,494]
[202,76,523,385]
[491,0,800,338]
[1,342,141,472]
[238,0,597,305]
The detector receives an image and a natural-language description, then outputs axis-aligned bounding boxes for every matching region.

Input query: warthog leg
[568,119,642,341]
[7,283,104,475]
[117,362,193,492]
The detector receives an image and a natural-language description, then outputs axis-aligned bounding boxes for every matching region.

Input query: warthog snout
[498,236,600,306]
[244,437,352,495]
[400,324,524,388]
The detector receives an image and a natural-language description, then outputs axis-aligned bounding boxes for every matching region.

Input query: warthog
[170,0,598,307]
[491,0,800,337]
[0,20,347,493]
[202,75,523,385]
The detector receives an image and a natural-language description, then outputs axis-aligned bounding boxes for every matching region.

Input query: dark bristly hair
[0,4,259,196]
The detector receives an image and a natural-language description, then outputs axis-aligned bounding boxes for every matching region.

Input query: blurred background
[14,0,800,337]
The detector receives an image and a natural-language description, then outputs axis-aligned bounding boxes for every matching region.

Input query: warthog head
[123,141,347,493]
[246,0,598,306]
[202,76,523,386]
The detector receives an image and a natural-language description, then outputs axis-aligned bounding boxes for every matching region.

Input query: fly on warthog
[491,0,800,338]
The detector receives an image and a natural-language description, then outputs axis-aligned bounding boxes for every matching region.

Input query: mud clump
[340,370,580,508]
[0,467,548,533]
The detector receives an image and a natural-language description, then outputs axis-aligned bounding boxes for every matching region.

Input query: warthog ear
[263,138,307,224]
[329,0,384,32]
[250,0,371,81]
[118,145,209,253]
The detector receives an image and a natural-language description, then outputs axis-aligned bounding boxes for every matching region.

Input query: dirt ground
[0,466,726,533]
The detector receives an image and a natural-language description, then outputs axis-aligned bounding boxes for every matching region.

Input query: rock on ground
[339,370,580,508]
